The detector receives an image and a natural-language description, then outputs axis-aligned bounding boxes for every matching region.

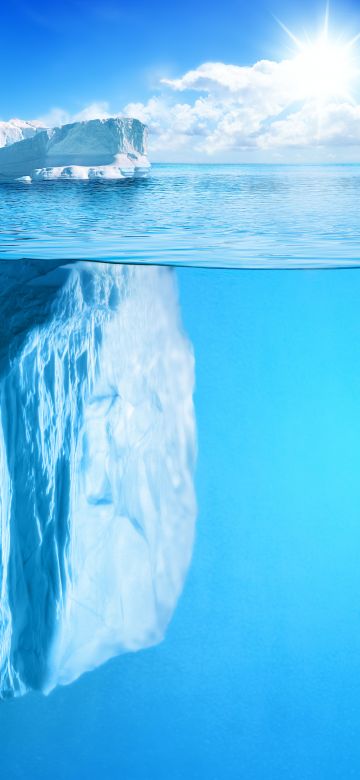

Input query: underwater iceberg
[0,261,196,697]
[0,117,150,181]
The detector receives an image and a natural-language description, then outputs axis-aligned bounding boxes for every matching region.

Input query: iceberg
[0,119,44,149]
[0,261,196,697]
[0,117,150,181]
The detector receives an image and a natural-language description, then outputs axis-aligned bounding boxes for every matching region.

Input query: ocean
[1,163,360,267]
[1,165,360,778]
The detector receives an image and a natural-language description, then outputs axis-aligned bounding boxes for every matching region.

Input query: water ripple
[1,164,360,267]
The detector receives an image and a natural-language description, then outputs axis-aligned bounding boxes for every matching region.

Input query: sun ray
[274,16,303,50]
[277,7,360,103]
[347,32,360,50]
[323,2,329,39]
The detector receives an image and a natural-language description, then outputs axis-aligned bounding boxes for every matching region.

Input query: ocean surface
[1,165,360,779]
[1,163,360,267]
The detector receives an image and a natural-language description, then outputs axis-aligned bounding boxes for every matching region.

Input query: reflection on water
[1,164,360,267]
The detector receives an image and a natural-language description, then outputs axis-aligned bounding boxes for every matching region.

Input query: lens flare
[278,8,360,102]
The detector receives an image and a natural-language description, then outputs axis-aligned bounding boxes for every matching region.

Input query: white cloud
[259,102,360,148]
[33,57,360,161]
[37,102,111,129]
[123,59,360,160]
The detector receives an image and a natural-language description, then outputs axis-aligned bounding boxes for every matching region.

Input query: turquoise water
[2,167,360,778]
[1,164,360,267]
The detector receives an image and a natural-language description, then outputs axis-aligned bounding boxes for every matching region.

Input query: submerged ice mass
[0,261,196,697]
[0,118,150,181]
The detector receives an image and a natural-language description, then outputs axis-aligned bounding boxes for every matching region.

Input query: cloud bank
[37,57,360,162]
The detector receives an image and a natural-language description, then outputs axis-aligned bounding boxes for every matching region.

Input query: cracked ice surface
[0,261,196,697]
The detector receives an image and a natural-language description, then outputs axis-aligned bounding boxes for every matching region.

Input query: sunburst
[278,5,360,103]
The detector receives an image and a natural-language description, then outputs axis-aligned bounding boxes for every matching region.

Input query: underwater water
[1,166,360,778]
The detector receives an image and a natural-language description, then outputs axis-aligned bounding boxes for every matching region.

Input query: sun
[278,7,360,102]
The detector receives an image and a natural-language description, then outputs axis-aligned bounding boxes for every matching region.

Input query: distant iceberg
[0,261,196,697]
[0,117,150,181]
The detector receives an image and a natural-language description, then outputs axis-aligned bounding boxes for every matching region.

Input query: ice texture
[0,261,196,697]
[0,119,44,149]
[0,118,150,181]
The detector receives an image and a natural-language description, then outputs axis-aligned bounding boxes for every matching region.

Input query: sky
[2,0,360,161]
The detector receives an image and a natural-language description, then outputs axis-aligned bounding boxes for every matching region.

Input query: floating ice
[0,261,196,697]
[0,118,150,181]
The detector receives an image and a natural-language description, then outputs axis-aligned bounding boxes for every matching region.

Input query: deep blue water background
[2,265,360,778]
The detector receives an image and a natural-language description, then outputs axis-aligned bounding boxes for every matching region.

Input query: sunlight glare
[279,10,360,102]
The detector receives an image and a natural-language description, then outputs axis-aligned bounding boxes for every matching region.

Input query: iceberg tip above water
[0,117,150,181]
[0,118,45,149]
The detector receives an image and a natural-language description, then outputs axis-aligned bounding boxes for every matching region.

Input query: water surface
[1,164,360,267]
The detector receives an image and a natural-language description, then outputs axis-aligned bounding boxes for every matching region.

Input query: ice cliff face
[0,118,150,181]
[0,261,196,697]
[0,119,44,149]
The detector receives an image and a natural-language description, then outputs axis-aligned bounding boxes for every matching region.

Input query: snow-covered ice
[0,119,44,149]
[0,118,150,181]
[0,261,196,697]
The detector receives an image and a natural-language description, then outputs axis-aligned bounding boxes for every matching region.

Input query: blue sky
[2,0,360,160]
